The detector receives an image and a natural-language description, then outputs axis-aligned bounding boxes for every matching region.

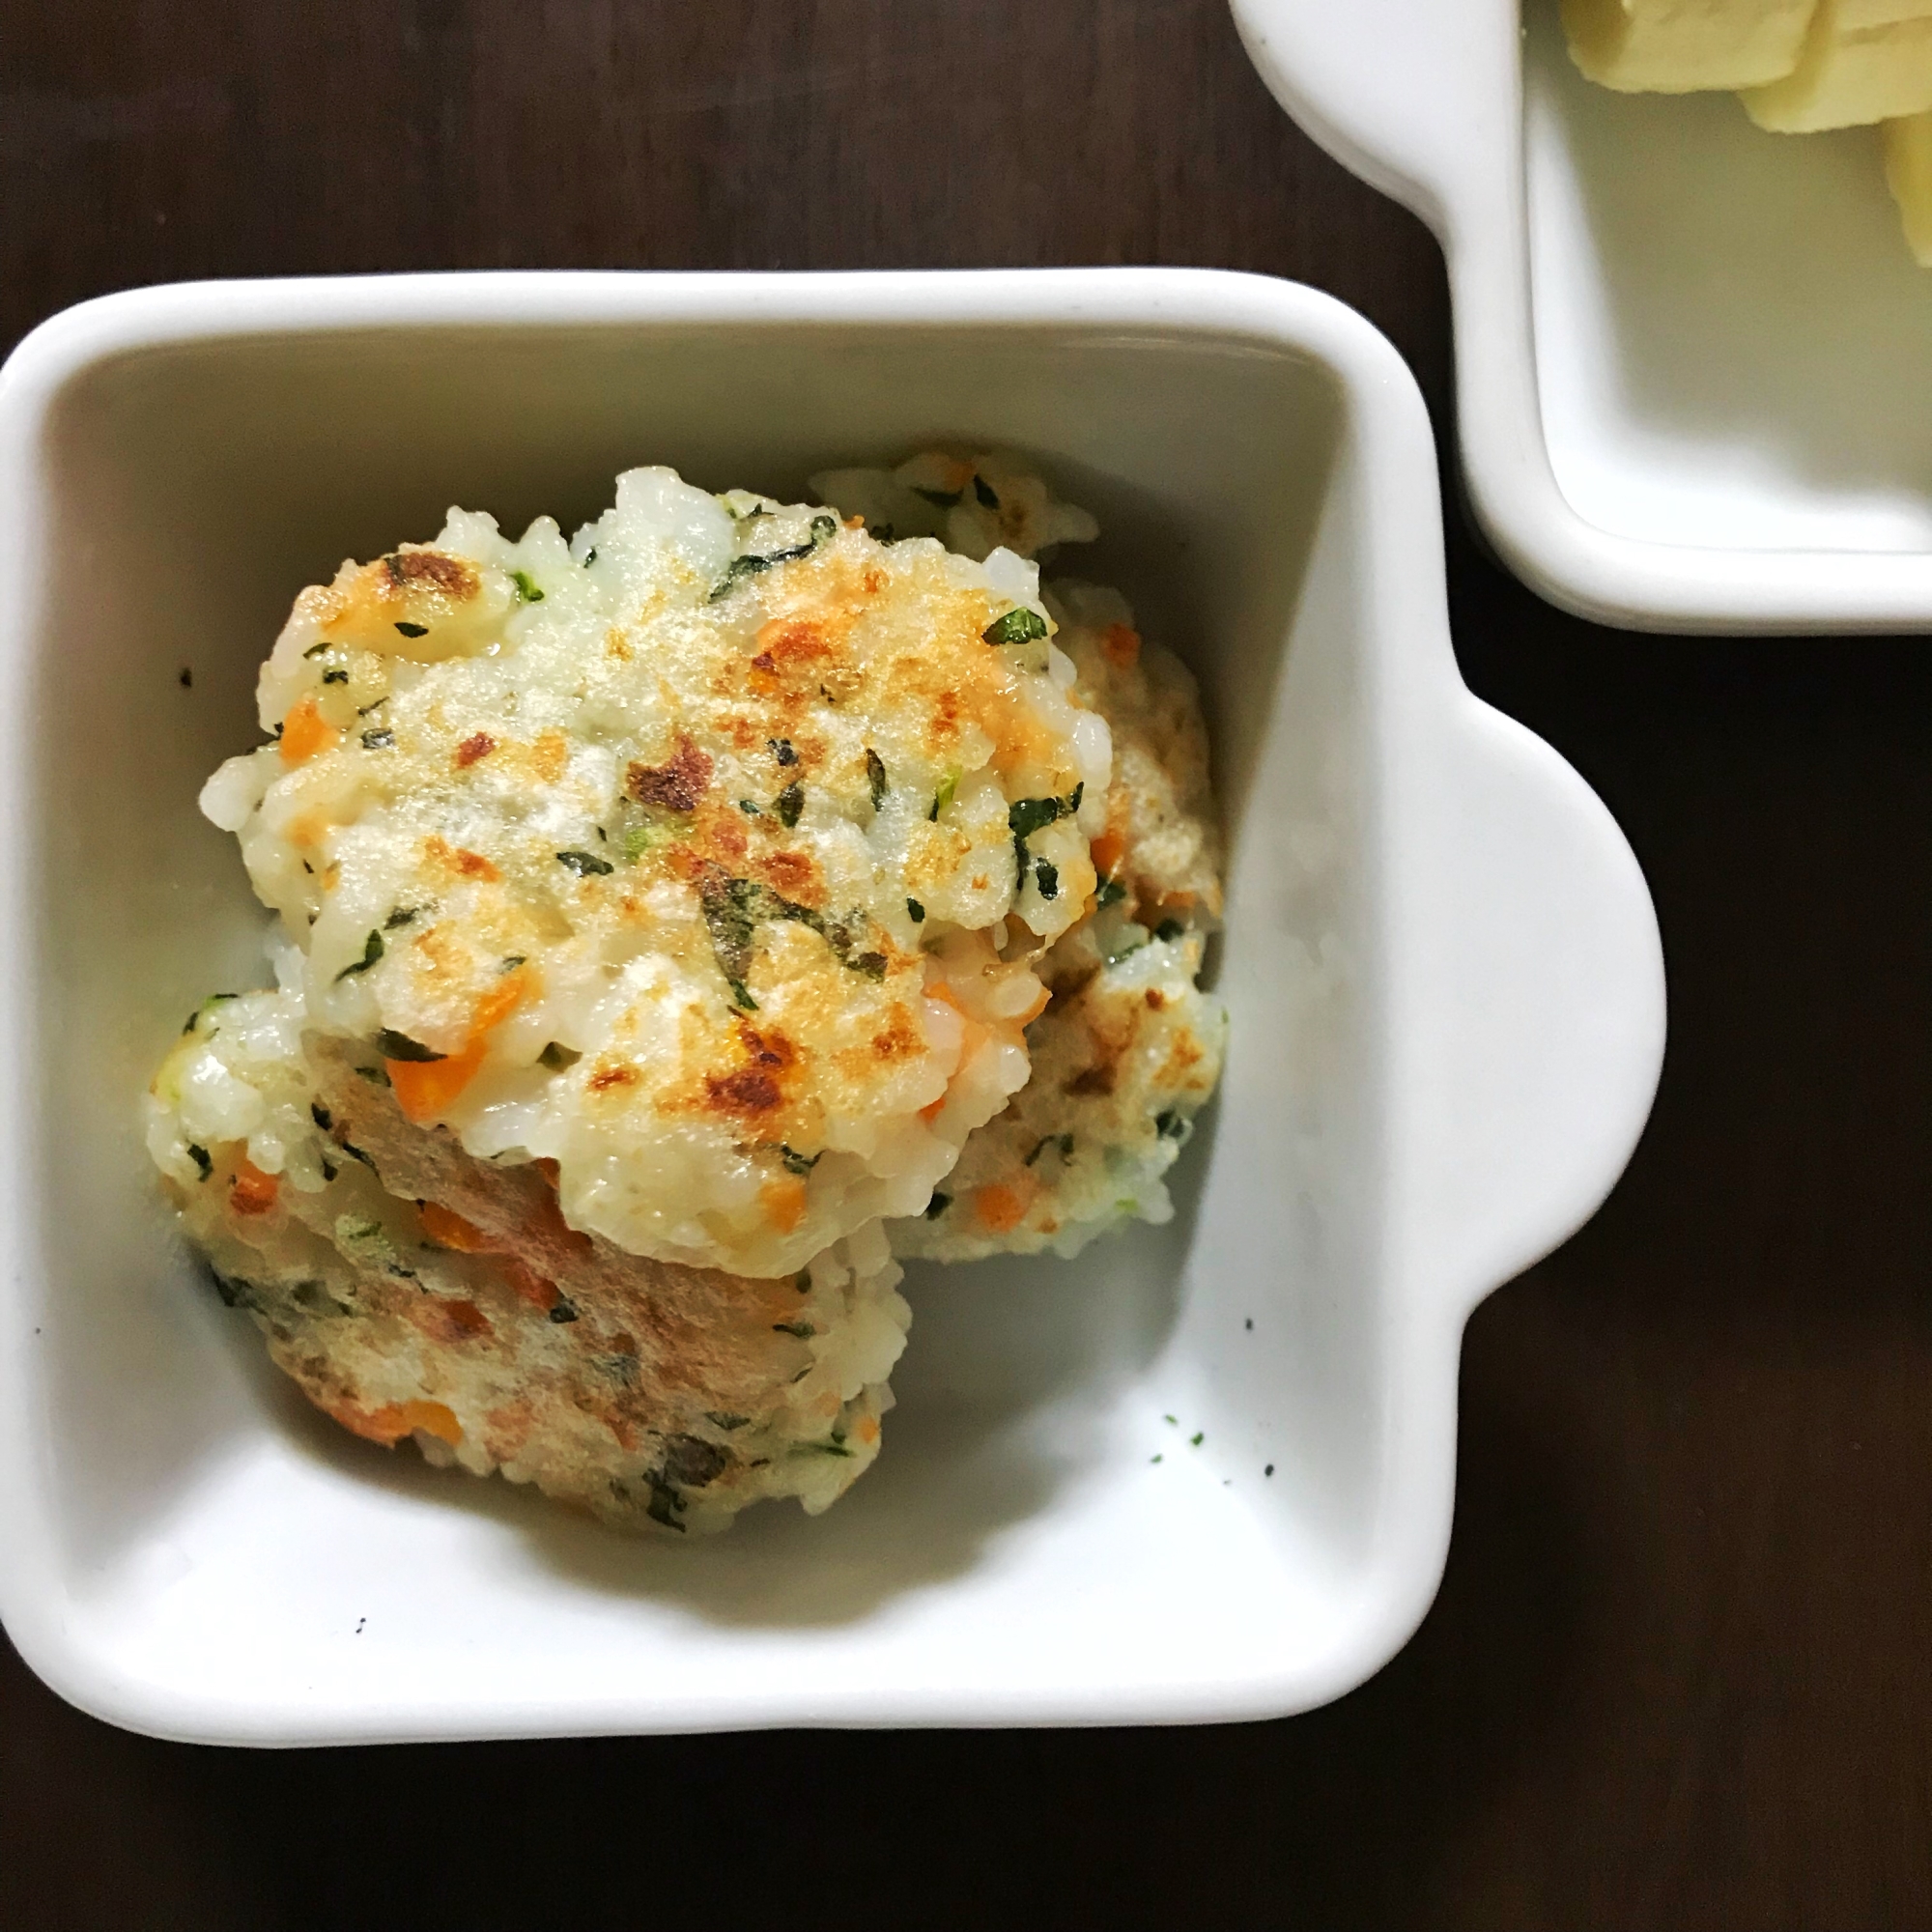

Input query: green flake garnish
[374,1029,444,1064]
[509,569,544,603]
[538,1041,582,1072]
[982,607,1047,648]
[865,748,887,811]
[555,849,613,877]
[335,929,384,980]
[393,621,428,639]
[906,897,924,923]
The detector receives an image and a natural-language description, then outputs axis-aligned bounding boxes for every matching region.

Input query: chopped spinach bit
[912,485,960,508]
[353,1065,390,1088]
[393,621,429,639]
[499,953,526,972]
[302,640,331,659]
[779,1146,820,1177]
[310,1102,332,1130]
[1155,1109,1188,1141]
[705,1411,751,1431]
[509,569,544,603]
[865,748,888,811]
[774,781,804,828]
[645,1483,686,1531]
[335,928,384,980]
[620,824,655,862]
[1025,1133,1074,1167]
[924,1191,952,1220]
[338,1138,378,1167]
[737,798,761,815]
[549,1295,580,1324]
[1035,857,1060,900]
[186,1143,212,1180]
[555,848,613,877]
[906,897,925,923]
[983,606,1047,647]
[770,737,797,767]
[375,1029,444,1064]
[360,727,395,750]
[795,1438,853,1458]
[356,696,387,716]
[384,906,422,930]
[538,1040,582,1072]
[1094,875,1126,910]
[707,518,836,600]
[973,474,1000,509]
[928,771,957,822]
[772,1320,816,1340]
[849,951,888,980]
[1009,793,1068,843]
[582,546,597,565]
[1154,917,1184,942]
[1190,1432,1205,1447]
[321,668,349,685]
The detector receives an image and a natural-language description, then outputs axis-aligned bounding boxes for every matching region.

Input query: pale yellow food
[1742,0,1932,129]
[1561,0,1819,92]
[1885,109,1932,260]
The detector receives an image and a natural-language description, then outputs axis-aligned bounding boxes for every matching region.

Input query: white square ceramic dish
[1232,0,1932,633]
[0,269,1663,1743]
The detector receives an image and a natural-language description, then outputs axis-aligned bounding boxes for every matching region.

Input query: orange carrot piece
[975,1183,1029,1234]
[279,694,339,766]
[324,1396,463,1448]
[1101,623,1141,668]
[387,967,533,1124]
[760,1175,809,1235]
[228,1158,280,1217]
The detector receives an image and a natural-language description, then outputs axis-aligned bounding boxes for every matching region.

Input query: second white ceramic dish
[1233,0,1932,633]
[0,269,1662,1743]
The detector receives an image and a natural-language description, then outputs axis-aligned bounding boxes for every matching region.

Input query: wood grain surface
[6,3,1932,1926]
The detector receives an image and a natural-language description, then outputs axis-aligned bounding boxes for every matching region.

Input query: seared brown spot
[737,1024,796,1070]
[587,1063,639,1093]
[705,1067,782,1115]
[758,848,818,898]
[868,1006,923,1061]
[1065,1062,1119,1098]
[384,550,478,598]
[532,729,569,782]
[424,835,500,882]
[1046,966,1100,1012]
[1145,988,1167,1011]
[753,615,835,673]
[628,734,713,811]
[455,732,496,768]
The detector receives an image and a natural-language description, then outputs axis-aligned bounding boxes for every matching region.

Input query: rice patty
[147,988,910,1532]
[890,582,1228,1261]
[200,469,1112,1278]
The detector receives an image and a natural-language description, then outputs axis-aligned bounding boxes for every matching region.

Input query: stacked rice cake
[151,455,1227,1533]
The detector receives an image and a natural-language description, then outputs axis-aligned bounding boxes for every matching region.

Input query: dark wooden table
[7,3,1931,1926]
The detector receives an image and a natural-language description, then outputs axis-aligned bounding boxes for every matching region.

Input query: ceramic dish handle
[1227,0,1518,243]
[1398,693,1665,1319]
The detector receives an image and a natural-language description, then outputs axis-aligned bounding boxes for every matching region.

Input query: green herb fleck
[393,621,429,639]
[906,897,924,923]
[912,486,960,508]
[1095,875,1126,910]
[335,929,384,980]
[555,849,613,877]
[302,640,331,659]
[780,1146,820,1177]
[1154,918,1185,942]
[1190,1432,1205,1447]
[1035,857,1059,900]
[538,1041,582,1072]
[738,798,761,815]
[772,1321,816,1339]
[375,1029,444,1064]
[549,1296,580,1324]
[973,474,1000,509]
[360,727,395,751]
[849,951,888,980]
[865,748,887,811]
[1156,1109,1186,1141]
[928,771,958,822]
[310,1102,332,1130]
[186,1144,212,1180]
[620,825,655,862]
[353,1065,390,1087]
[509,569,545,603]
[1164,1414,1178,1425]
[924,1191,952,1220]
[384,906,422,930]
[774,781,804,828]
[982,606,1048,647]
[770,737,797,766]
[706,1411,751,1431]
[1151,1454,1163,1464]
[321,668,348,685]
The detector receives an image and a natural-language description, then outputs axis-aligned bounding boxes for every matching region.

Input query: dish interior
[23,312,1396,1730]
[1525,0,1932,555]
